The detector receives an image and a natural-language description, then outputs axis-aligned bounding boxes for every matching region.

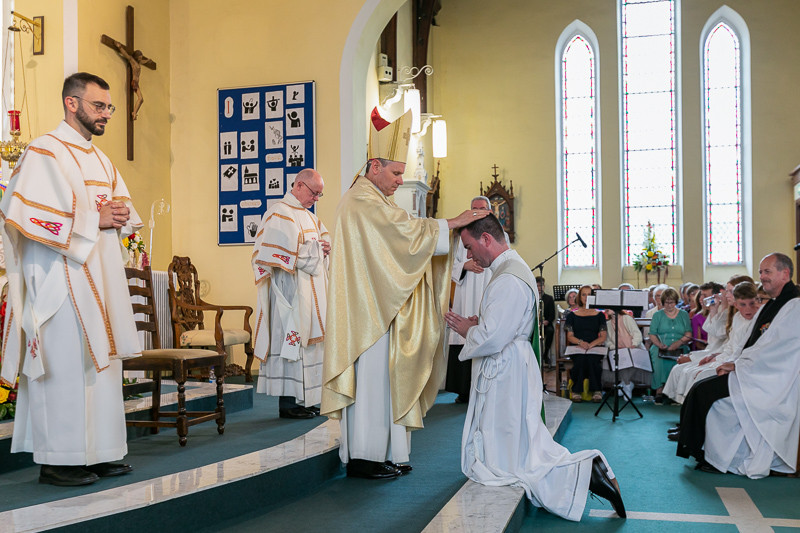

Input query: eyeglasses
[299,181,323,198]
[71,95,116,115]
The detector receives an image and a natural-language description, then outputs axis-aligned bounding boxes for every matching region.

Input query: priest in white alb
[251,168,329,419]
[0,73,142,486]
[321,108,488,480]
[445,215,626,520]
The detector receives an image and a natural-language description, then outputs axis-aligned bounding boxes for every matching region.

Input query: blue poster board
[217,81,316,245]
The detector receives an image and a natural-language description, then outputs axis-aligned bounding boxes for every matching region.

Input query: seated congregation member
[603,308,652,399]
[536,276,557,367]
[663,281,760,406]
[690,282,723,350]
[643,284,668,336]
[564,285,607,403]
[562,288,579,316]
[701,281,730,353]
[677,253,800,478]
[444,215,626,520]
[684,284,700,317]
[648,288,691,403]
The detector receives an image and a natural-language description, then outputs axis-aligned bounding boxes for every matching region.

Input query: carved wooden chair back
[168,255,206,337]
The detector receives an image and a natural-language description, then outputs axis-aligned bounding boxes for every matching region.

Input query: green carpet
[196,392,470,533]
[0,392,324,512]
[520,400,800,531]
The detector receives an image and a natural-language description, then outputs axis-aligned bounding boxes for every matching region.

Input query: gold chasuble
[321,176,452,430]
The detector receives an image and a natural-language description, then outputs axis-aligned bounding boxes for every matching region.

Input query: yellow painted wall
[13,0,173,270]
[12,0,64,138]
[432,0,800,289]
[169,0,366,364]
[77,0,173,270]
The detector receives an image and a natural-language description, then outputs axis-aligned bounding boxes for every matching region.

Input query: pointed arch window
[557,23,600,268]
[702,13,749,265]
[620,0,679,265]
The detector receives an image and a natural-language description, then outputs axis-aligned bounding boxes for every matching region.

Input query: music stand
[552,284,582,302]
[590,289,647,422]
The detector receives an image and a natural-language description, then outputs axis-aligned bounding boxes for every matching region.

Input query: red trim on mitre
[371,107,391,131]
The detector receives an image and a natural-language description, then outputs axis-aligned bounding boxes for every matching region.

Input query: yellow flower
[647,251,654,258]
[0,388,9,404]
[646,264,653,271]
[122,237,129,248]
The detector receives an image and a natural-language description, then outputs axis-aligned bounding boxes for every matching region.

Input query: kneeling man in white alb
[444,215,625,520]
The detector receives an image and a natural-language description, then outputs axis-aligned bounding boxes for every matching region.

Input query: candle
[8,110,21,132]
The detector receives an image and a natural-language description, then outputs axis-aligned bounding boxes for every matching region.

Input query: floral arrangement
[122,231,146,253]
[0,378,17,420]
[632,221,669,273]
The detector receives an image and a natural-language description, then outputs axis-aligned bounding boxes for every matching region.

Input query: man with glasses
[0,72,142,486]
[251,168,330,419]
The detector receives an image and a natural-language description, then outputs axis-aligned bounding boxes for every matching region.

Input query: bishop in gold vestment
[321,108,488,479]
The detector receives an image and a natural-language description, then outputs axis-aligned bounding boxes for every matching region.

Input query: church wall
[432,0,800,289]
[169,0,365,365]
[12,0,173,269]
[77,0,173,270]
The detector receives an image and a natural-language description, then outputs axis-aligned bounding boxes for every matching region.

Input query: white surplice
[448,234,507,345]
[663,312,751,404]
[0,121,142,465]
[338,219,450,464]
[460,250,614,521]
[252,192,328,407]
[705,298,800,478]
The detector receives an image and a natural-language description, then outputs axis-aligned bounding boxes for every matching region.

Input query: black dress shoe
[279,407,315,419]
[346,459,401,479]
[305,406,321,415]
[84,462,133,477]
[695,461,723,474]
[589,457,626,518]
[454,395,469,404]
[667,431,680,442]
[385,460,412,475]
[668,425,680,433]
[39,465,99,486]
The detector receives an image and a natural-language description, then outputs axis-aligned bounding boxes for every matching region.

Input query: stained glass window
[559,33,597,267]
[620,0,678,265]
[703,22,742,264]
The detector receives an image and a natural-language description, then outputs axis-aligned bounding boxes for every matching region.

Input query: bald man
[251,169,330,419]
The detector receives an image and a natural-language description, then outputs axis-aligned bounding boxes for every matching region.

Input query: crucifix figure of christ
[101,5,157,161]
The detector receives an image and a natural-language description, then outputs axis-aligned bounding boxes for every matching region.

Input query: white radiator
[150,270,174,349]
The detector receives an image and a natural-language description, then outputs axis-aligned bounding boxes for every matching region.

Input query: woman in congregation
[564,285,607,403]
[690,287,710,350]
[563,288,579,315]
[648,287,691,404]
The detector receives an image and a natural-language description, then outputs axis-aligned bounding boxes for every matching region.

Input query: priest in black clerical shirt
[675,252,800,472]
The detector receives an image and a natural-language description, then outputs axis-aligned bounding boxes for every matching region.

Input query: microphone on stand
[576,233,588,248]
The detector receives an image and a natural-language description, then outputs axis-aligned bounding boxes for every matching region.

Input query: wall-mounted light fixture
[10,11,44,55]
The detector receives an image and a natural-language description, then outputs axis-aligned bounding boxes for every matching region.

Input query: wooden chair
[167,256,255,382]
[554,317,573,396]
[123,266,226,447]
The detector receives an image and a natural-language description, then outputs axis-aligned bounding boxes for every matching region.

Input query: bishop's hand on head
[447,208,491,230]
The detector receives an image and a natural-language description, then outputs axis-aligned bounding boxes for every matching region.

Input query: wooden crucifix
[101,5,156,161]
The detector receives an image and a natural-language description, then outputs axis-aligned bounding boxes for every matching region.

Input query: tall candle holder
[0,111,28,169]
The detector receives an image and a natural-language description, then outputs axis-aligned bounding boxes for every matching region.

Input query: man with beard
[0,72,142,486]
[676,253,800,477]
